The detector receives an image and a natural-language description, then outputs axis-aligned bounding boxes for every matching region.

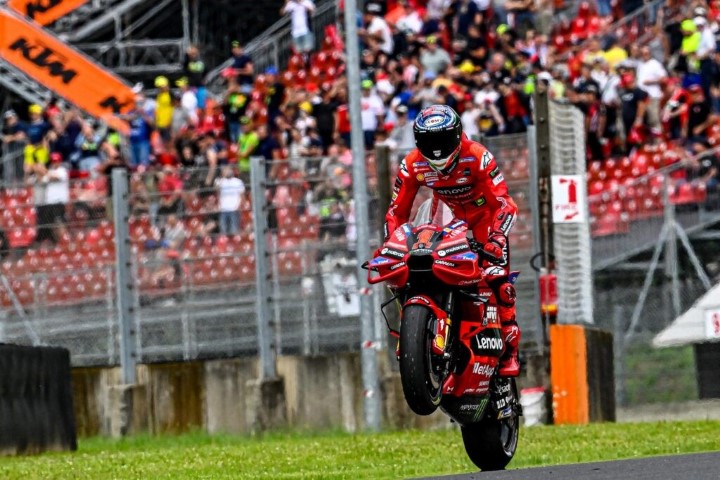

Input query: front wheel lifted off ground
[399,305,443,416]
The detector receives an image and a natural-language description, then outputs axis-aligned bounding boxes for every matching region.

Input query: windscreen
[412,199,454,227]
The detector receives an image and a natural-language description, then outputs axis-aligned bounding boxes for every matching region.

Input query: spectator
[149,213,186,288]
[257,124,283,178]
[183,45,207,109]
[686,84,715,142]
[361,2,394,56]
[130,172,151,216]
[334,88,352,148]
[313,84,340,151]
[125,96,154,169]
[156,165,184,220]
[23,104,51,176]
[636,46,668,133]
[215,166,245,235]
[237,117,259,181]
[265,67,286,129]
[35,152,69,245]
[319,200,347,242]
[505,0,535,36]
[618,71,649,151]
[694,16,716,100]
[154,76,174,143]
[360,79,385,149]
[223,77,248,143]
[389,104,415,150]
[661,77,690,140]
[282,0,316,55]
[1,109,26,181]
[420,35,453,75]
[414,70,440,109]
[230,41,254,93]
[176,77,199,127]
[678,19,701,75]
[75,122,103,176]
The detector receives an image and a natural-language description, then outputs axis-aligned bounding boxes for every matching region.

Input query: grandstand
[0,0,719,411]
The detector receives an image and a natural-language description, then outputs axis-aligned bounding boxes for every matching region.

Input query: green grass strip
[1,421,718,479]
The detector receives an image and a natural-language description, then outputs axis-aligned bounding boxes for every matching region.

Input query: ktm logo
[9,38,78,84]
[99,96,132,113]
[25,0,66,19]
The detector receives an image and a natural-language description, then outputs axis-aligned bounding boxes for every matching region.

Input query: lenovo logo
[476,336,503,351]
[9,37,78,84]
[435,185,472,196]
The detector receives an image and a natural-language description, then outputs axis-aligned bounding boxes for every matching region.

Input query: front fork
[398,292,456,363]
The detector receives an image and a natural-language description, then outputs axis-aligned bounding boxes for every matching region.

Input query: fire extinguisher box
[549,324,616,424]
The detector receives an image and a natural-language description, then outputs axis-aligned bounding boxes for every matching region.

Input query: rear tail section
[0,6,132,133]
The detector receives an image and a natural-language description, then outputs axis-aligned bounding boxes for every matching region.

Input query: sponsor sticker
[492,173,505,185]
[474,196,486,207]
[390,261,406,271]
[451,252,477,261]
[382,248,406,259]
[489,166,500,178]
[434,260,455,267]
[437,243,469,257]
[457,177,468,184]
[416,173,424,181]
[481,151,494,168]
[460,156,475,163]
[436,185,472,196]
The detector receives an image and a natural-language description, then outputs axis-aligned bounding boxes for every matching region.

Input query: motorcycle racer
[384,104,521,377]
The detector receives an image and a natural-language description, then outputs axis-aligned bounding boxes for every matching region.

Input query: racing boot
[496,281,521,377]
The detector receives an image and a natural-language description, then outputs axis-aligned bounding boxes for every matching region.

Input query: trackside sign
[0,7,132,133]
[551,174,587,224]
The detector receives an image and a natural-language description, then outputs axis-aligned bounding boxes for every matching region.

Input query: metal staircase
[49,0,189,80]
[0,57,55,106]
[52,0,152,42]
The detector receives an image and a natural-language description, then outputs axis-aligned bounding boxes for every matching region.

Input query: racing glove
[483,231,508,265]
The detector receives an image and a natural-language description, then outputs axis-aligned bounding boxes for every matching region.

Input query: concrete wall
[74,352,547,437]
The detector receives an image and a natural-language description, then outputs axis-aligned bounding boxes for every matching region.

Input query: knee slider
[496,282,516,307]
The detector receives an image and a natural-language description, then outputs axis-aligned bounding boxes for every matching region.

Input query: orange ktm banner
[0,8,132,134]
[8,0,89,26]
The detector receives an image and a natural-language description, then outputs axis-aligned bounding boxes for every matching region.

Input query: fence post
[375,145,398,370]
[112,168,136,385]
[344,0,381,432]
[250,156,277,379]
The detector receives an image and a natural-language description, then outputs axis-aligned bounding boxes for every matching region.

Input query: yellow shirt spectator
[155,91,173,129]
[603,46,628,73]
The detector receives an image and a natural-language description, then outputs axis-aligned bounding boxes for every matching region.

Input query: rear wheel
[460,379,520,471]
[399,305,444,416]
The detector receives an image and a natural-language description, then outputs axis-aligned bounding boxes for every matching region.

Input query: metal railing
[204,0,337,92]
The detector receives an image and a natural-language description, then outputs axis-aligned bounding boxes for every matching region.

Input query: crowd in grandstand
[1,0,720,262]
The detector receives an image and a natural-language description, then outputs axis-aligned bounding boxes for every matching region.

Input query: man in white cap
[695,15,717,100]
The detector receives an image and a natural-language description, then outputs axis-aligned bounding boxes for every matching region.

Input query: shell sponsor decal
[416,173,424,181]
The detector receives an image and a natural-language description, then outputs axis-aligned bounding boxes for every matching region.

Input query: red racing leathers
[385,135,521,376]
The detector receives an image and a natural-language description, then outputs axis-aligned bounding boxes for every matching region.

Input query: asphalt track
[417,451,720,480]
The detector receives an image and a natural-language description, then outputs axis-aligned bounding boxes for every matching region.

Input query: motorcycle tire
[460,379,520,471]
[399,305,443,416]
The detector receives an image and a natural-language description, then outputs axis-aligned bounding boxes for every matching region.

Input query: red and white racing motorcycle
[364,200,521,471]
